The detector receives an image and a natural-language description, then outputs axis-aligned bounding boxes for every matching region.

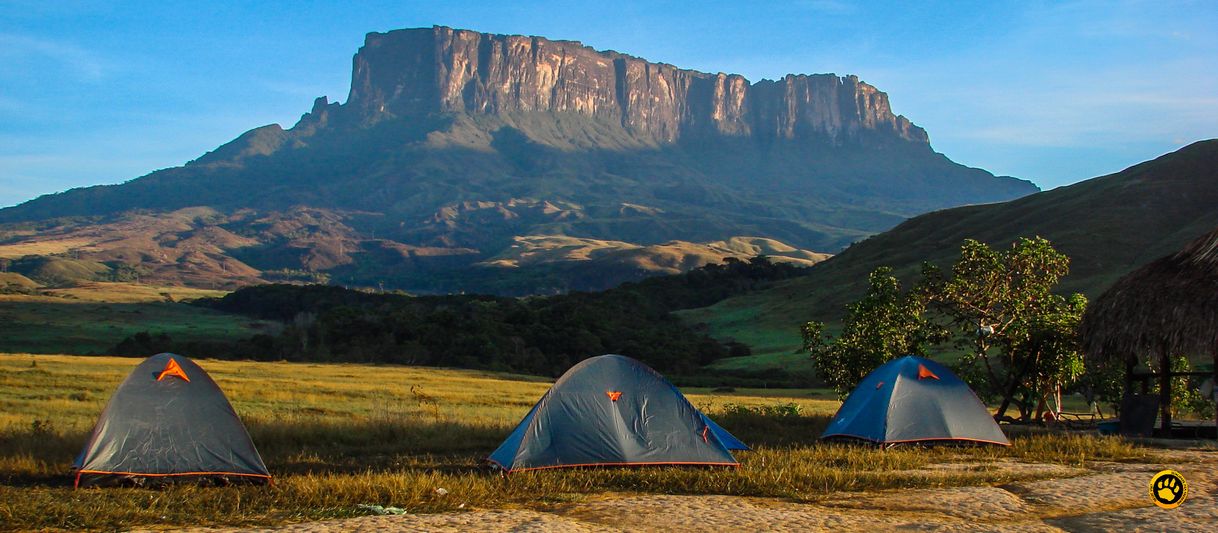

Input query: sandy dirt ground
[193,449,1216,533]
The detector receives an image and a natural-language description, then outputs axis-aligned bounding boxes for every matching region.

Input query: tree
[1015,293,1087,420]
[1155,355,1216,421]
[924,238,1086,422]
[803,267,942,398]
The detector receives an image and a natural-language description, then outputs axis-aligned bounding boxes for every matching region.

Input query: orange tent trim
[487,459,740,474]
[156,358,190,382]
[821,432,1011,447]
[606,391,623,402]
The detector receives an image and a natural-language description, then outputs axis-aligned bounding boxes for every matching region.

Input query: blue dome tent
[488,354,747,472]
[822,355,1009,446]
[73,353,270,487]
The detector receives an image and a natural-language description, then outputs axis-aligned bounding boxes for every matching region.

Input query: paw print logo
[1149,470,1188,509]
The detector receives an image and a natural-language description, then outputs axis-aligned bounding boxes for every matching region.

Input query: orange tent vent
[157,358,191,382]
[606,391,623,402]
[916,364,939,381]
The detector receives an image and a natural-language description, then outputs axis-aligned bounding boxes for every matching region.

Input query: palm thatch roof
[1082,226,1218,364]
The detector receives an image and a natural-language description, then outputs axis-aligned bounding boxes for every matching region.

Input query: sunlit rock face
[347,26,927,146]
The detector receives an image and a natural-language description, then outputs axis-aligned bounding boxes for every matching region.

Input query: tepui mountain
[0,26,1037,294]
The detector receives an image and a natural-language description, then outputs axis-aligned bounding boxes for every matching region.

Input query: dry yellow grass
[0,354,838,433]
[0,354,1152,531]
[0,238,97,259]
[36,282,229,303]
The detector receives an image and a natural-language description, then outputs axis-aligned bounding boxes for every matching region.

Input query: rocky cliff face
[346,26,926,145]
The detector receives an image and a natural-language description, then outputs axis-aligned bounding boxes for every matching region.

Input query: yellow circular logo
[1149,470,1188,509]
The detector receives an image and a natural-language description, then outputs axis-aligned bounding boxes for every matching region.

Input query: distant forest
[113,257,807,380]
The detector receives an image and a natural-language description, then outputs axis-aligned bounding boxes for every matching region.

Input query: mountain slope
[0,26,1035,293]
[689,139,1218,369]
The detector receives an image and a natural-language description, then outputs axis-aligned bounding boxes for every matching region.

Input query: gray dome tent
[821,356,1009,446]
[488,354,747,472]
[73,353,270,487]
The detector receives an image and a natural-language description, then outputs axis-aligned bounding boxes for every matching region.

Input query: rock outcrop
[346,26,925,146]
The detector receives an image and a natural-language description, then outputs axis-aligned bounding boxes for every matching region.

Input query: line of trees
[114,256,806,378]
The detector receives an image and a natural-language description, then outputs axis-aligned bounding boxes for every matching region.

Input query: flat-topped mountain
[345,27,928,145]
[0,26,1036,294]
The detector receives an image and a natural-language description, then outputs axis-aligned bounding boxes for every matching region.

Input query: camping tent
[821,355,1009,446]
[488,354,747,472]
[73,353,270,487]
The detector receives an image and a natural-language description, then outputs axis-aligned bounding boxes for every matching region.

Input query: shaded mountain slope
[689,139,1218,368]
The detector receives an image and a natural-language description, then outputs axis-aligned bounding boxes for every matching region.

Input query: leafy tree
[924,238,1086,422]
[1015,293,1087,420]
[803,267,942,398]
[1153,355,1216,421]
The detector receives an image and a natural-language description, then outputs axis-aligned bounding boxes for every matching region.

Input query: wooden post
[1159,349,1172,435]
[1124,356,1136,396]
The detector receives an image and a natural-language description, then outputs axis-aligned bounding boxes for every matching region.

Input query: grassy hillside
[0,283,269,354]
[690,140,1218,372]
[0,272,39,290]
[0,354,1147,530]
[0,206,830,295]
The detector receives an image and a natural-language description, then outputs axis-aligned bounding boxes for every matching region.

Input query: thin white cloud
[0,33,110,80]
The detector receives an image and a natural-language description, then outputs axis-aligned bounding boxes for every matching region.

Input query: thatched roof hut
[1082,226,1218,434]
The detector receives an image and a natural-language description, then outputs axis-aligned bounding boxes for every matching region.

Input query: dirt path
[199,450,1216,532]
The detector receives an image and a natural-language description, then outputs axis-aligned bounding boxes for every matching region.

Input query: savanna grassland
[0,354,1155,531]
[0,284,273,355]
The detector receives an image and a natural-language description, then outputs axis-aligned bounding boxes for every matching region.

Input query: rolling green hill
[689,139,1218,372]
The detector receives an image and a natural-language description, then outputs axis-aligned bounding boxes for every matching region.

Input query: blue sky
[2,0,1215,207]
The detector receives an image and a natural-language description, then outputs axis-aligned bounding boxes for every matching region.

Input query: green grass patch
[0,296,272,354]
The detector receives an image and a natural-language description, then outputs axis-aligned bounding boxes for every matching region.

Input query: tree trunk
[995,396,1011,421]
[996,349,1038,422]
[994,375,1024,421]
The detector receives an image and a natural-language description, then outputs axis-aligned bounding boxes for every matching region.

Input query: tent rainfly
[821,355,1010,446]
[73,353,270,487]
[488,354,747,472]
[1082,226,1218,436]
